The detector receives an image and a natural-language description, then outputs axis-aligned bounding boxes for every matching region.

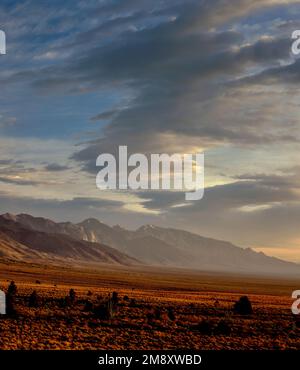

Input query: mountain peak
[1,212,17,221]
[81,218,103,225]
[113,224,126,232]
[138,224,158,232]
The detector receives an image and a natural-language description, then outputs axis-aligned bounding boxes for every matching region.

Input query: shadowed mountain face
[0,215,138,266]
[0,213,299,276]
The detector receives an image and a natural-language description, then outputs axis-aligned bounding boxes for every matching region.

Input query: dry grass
[0,261,299,350]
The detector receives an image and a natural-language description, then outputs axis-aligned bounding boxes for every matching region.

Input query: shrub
[196,319,215,335]
[6,293,17,316]
[69,289,76,304]
[154,308,162,320]
[167,308,176,321]
[6,281,17,316]
[28,290,40,308]
[83,300,94,312]
[129,298,137,307]
[112,292,119,306]
[215,319,232,335]
[233,296,253,315]
[294,316,300,328]
[59,296,71,308]
[7,281,17,296]
[93,301,113,320]
[146,311,155,323]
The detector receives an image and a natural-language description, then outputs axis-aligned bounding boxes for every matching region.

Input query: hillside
[1,213,299,275]
[0,215,138,266]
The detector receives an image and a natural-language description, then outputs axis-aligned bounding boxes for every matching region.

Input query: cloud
[0,176,45,186]
[0,115,17,128]
[44,163,70,172]
[1,0,300,262]
[136,172,299,213]
[126,168,300,256]
[90,109,119,121]
[0,191,154,226]
[0,159,15,165]
[3,1,297,161]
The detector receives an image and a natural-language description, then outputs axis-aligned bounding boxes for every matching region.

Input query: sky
[1,0,300,263]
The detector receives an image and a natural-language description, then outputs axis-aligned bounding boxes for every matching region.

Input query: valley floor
[0,261,299,350]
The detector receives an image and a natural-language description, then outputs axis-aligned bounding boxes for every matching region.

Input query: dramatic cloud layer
[1,0,300,262]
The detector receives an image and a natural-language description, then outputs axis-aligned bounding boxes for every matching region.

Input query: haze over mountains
[0,213,299,276]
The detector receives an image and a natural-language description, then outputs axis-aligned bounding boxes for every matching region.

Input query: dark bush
[7,281,17,296]
[167,308,176,321]
[294,316,300,328]
[129,298,137,307]
[154,308,162,320]
[196,319,214,335]
[69,289,76,304]
[146,311,155,323]
[28,290,40,308]
[6,293,17,316]
[59,296,72,308]
[6,281,17,316]
[112,292,119,306]
[215,319,232,335]
[233,296,253,315]
[84,300,94,312]
[93,301,113,320]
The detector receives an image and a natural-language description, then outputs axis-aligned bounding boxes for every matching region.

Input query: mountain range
[0,214,137,266]
[0,213,299,276]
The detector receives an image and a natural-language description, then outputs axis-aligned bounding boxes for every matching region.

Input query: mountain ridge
[0,213,299,276]
[0,215,138,266]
